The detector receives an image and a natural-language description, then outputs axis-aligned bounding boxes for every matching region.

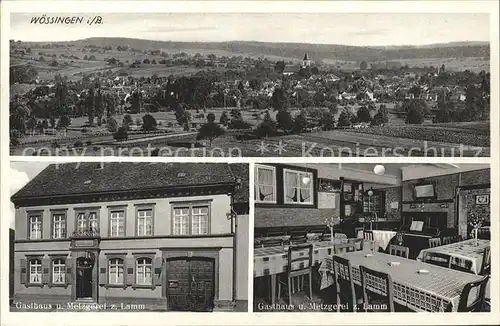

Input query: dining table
[254,239,348,304]
[370,230,397,251]
[416,239,490,275]
[319,251,483,312]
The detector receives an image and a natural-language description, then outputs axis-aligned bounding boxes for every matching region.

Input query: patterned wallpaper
[382,186,402,220]
[463,188,491,224]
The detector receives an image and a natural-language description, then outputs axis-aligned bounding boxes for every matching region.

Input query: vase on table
[474,228,478,246]
[330,228,334,243]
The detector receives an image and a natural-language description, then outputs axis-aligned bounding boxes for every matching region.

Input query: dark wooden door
[166,258,215,311]
[76,258,93,299]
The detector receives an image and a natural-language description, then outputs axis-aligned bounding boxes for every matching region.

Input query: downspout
[230,177,242,305]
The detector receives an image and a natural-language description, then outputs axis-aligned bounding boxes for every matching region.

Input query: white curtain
[258,168,274,201]
[285,171,297,201]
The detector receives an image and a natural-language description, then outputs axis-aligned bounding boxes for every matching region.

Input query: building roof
[12,163,241,201]
[283,65,300,74]
[227,163,249,204]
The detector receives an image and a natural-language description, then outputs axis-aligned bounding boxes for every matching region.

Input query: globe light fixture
[302,176,311,185]
[367,189,374,197]
[373,165,386,175]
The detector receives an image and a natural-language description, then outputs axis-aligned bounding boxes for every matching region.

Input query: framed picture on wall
[318,178,342,193]
[475,194,489,205]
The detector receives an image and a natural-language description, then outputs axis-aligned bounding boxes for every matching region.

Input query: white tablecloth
[416,239,489,275]
[371,230,397,250]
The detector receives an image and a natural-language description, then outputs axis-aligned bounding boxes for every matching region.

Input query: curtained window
[255,165,276,203]
[283,169,314,205]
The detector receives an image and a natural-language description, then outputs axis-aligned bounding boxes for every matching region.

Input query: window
[52,259,65,284]
[137,209,153,236]
[29,259,42,283]
[255,165,276,203]
[29,215,42,240]
[136,258,152,285]
[76,211,99,233]
[283,169,314,205]
[52,213,66,239]
[110,210,125,237]
[173,207,189,235]
[172,204,210,236]
[191,206,209,235]
[108,258,124,284]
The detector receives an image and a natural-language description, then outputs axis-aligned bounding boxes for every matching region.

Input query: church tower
[302,52,311,68]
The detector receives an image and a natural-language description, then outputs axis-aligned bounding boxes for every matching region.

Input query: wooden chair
[442,236,453,245]
[423,252,451,268]
[359,265,395,312]
[332,255,357,312]
[289,235,308,245]
[388,244,409,259]
[457,275,490,312]
[362,240,379,252]
[277,244,313,305]
[354,227,364,239]
[261,238,283,248]
[348,238,364,251]
[334,233,348,239]
[480,247,491,275]
[334,243,356,255]
[363,230,374,241]
[428,237,442,248]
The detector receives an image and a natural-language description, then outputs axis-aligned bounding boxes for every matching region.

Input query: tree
[196,122,225,146]
[311,67,319,75]
[114,126,128,141]
[174,106,191,130]
[271,88,288,111]
[228,118,252,130]
[219,111,229,126]
[276,109,294,134]
[360,61,368,70]
[255,111,277,138]
[10,64,38,84]
[404,99,428,124]
[49,117,56,128]
[274,60,286,73]
[142,114,157,131]
[321,111,336,130]
[206,112,216,123]
[122,114,133,130]
[107,116,118,132]
[294,111,308,134]
[337,110,352,127]
[356,106,372,123]
[406,108,424,124]
[371,105,389,126]
[57,115,71,130]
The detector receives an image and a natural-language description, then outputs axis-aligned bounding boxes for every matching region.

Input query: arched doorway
[76,255,95,300]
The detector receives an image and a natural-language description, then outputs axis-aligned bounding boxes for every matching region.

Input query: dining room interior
[253,162,491,313]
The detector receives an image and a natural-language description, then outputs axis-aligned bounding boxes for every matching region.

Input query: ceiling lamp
[373,165,386,176]
[302,176,311,185]
[367,189,374,197]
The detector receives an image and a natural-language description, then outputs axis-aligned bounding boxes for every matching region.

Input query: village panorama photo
[8,13,491,157]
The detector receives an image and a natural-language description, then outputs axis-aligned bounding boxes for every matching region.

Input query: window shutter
[98,255,107,286]
[125,256,135,286]
[65,259,73,285]
[20,258,27,284]
[153,257,163,286]
[41,257,50,285]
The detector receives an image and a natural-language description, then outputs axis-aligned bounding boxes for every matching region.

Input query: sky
[9,162,50,228]
[10,13,490,46]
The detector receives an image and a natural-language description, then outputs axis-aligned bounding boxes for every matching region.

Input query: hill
[16,38,490,62]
